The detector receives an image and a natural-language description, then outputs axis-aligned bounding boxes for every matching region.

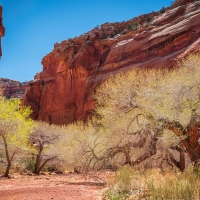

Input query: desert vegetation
[0,95,34,177]
[0,54,200,198]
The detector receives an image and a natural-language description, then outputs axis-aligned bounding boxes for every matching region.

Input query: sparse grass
[105,167,200,200]
[146,168,200,200]
[105,166,147,200]
[105,166,133,199]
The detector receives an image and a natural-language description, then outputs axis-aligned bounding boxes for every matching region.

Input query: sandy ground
[0,173,107,200]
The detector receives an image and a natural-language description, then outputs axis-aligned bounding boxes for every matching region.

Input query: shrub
[24,157,35,172]
[122,30,127,35]
[111,32,116,38]
[146,16,152,23]
[106,166,135,200]
[160,6,166,14]
[127,23,133,31]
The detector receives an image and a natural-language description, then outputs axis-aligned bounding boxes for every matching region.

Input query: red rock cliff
[0,78,30,99]
[0,5,5,57]
[23,0,200,124]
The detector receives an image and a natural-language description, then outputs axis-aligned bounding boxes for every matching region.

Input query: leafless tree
[29,122,61,175]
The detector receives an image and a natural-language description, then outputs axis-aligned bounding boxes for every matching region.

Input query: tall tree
[0,96,34,177]
[95,54,200,171]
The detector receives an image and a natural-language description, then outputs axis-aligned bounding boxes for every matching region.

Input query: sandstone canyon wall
[0,5,5,57]
[23,0,200,125]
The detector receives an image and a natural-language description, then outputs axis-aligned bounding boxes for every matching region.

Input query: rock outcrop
[0,78,30,99]
[0,5,5,57]
[23,0,200,125]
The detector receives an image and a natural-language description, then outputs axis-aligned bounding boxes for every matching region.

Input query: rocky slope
[0,5,5,57]
[23,0,200,124]
[0,78,30,99]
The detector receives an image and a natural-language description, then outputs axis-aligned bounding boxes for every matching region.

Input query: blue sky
[0,0,172,82]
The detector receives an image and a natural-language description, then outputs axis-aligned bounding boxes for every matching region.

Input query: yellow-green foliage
[58,119,107,171]
[95,54,200,142]
[59,55,200,172]
[0,96,34,149]
[138,54,200,127]
[0,96,35,177]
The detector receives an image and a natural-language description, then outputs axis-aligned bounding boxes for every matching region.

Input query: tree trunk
[162,117,200,167]
[37,157,56,175]
[2,136,12,178]
[34,149,42,174]
[182,124,200,163]
[179,150,185,172]
[5,162,11,178]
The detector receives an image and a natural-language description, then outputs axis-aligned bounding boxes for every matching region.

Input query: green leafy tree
[0,96,34,177]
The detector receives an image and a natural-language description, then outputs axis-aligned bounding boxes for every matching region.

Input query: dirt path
[0,173,106,200]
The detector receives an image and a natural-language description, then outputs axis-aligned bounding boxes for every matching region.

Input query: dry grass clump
[105,166,147,200]
[146,168,200,200]
[105,167,200,200]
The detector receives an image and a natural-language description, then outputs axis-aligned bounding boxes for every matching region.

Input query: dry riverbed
[0,172,109,200]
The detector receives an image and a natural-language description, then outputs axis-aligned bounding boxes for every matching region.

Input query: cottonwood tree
[138,55,200,169]
[29,122,61,175]
[94,68,165,169]
[95,54,200,171]
[0,96,34,177]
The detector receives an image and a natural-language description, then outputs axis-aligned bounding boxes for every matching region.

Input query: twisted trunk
[34,146,43,174]
[162,115,200,169]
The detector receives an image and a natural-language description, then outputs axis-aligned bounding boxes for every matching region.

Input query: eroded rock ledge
[0,78,30,99]
[23,0,200,125]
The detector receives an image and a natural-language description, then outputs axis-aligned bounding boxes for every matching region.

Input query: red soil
[0,173,106,200]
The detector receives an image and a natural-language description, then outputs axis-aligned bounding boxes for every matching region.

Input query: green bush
[24,157,35,172]
[127,23,133,31]
[126,21,141,31]
[146,16,152,23]
[160,6,166,14]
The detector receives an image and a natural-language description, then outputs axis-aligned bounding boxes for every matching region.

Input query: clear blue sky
[0,0,172,82]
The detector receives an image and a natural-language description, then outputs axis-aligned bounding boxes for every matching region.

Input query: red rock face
[0,78,30,99]
[0,5,5,57]
[23,1,200,125]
